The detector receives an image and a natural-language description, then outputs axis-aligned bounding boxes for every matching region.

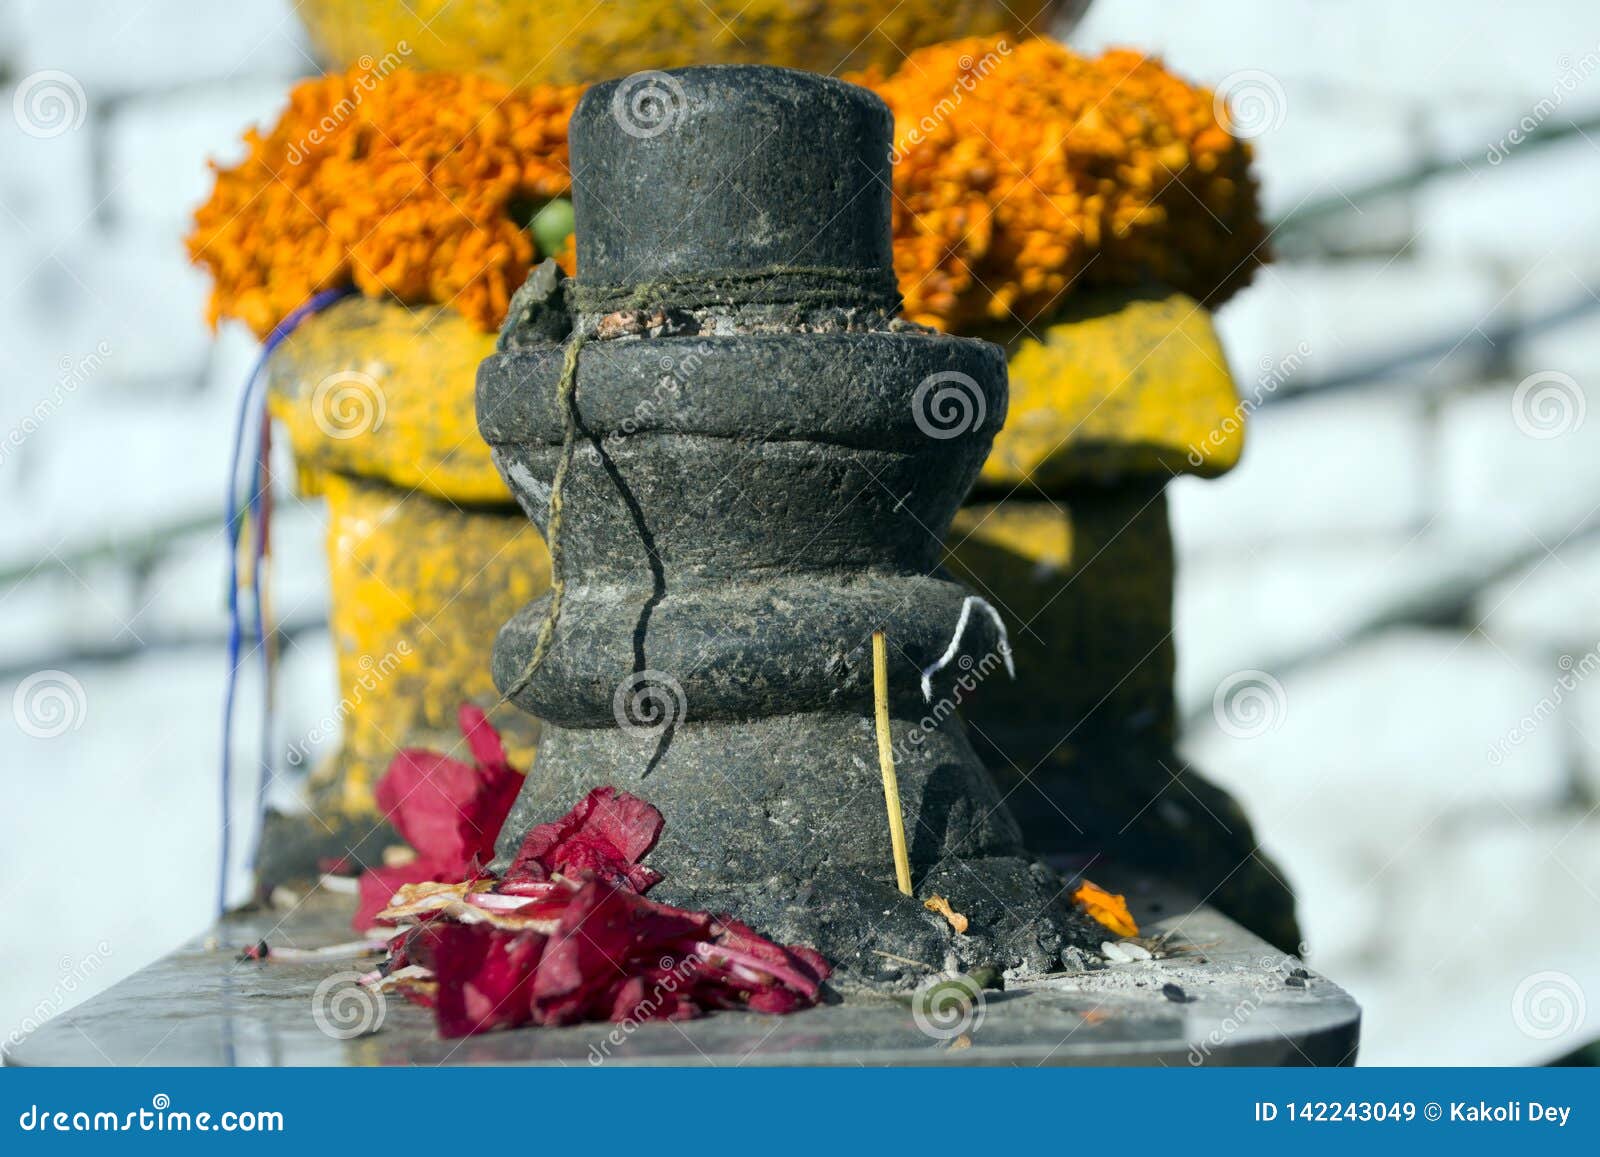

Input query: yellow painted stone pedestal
[299,0,1061,86]
[258,298,547,879]
[946,289,1300,951]
[308,472,544,813]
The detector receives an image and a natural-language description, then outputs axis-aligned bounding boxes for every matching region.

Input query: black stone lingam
[476,66,1092,981]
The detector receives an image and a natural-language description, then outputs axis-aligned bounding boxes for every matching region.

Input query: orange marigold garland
[188,68,580,337]
[867,38,1267,330]
[189,39,1264,338]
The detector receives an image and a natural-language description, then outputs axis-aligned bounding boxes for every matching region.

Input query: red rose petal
[710,918,830,997]
[531,879,710,1026]
[353,708,526,932]
[608,967,702,1023]
[356,783,831,1037]
[458,703,510,772]
[374,751,482,875]
[375,742,521,877]
[430,923,546,1038]
[507,787,664,893]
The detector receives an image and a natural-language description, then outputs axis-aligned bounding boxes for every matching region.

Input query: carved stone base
[478,66,1099,978]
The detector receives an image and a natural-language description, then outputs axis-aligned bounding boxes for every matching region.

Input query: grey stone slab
[6,874,1359,1067]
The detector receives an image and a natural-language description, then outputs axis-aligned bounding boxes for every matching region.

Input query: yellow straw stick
[872,630,914,896]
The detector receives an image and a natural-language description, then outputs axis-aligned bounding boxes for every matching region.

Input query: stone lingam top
[476,65,1097,981]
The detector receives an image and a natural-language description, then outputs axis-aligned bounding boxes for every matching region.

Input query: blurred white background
[2,0,1599,1065]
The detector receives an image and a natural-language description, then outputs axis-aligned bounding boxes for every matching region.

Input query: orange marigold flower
[190,40,1264,338]
[187,67,580,337]
[866,37,1268,331]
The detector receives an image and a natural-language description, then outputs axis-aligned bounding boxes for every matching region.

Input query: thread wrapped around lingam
[476,66,1094,977]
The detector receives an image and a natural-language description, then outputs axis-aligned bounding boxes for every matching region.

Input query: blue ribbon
[219,287,354,916]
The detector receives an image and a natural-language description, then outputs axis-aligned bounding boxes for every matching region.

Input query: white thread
[919,596,1015,701]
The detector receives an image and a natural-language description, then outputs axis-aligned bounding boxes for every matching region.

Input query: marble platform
[7,873,1359,1067]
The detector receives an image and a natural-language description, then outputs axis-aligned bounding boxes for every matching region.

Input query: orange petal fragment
[923,893,970,935]
[1071,879,1139,938]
